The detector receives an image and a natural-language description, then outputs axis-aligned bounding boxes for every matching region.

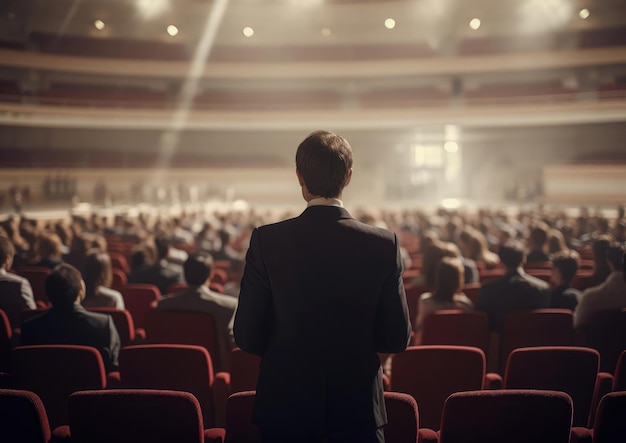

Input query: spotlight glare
[469,18,481,30]
[444,141,459,153]
[243,26,254,37]
[94,19,105,30]
[384,18,396,30]
[579,8,590,19]
[167,24,178,36]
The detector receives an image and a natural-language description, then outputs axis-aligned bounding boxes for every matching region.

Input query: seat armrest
[589,371,614,427]
[484,372,503,390]
[212,371,231,427]
[50,425,71,442]
[418,428,439,443]
[204,428,226,443]
[106,371,122,388]
[570,426,593,443]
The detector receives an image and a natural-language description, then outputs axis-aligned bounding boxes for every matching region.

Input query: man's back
[0,269,36,329]
[477,269,550,332]
[235,205,411,434]
[20,305,120,372]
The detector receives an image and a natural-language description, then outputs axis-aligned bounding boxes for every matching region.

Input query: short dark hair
[499,240,525,269]
[183,253,214,286]
[607,243,625,270]
[552,249,580,284]
[45,263,83,308]
[0,236,15,265]
[295,130,353,198]
[154,236,171,260]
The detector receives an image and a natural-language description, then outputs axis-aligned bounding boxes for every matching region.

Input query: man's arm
[373,234,411,354]
[233,228,273,357]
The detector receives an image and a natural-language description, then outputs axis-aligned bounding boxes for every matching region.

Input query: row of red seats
[2,346,625,442]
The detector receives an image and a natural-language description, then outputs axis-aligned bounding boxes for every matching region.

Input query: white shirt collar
[307,197,343,208]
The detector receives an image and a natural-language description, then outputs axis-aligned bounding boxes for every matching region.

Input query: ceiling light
[135,0,170,20]
[444,141,459,153]
[384,18,396,30]
[243,26,254,37]
[469,18,481,30]
[94,20,105,31]
[321,27,331,37]
[579,8,590,19]
[167,25,178,36]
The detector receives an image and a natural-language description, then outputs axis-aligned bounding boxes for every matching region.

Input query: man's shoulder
[0,271,29,285]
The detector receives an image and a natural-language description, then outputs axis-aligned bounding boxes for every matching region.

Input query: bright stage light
[94,20,105,30]
[384,18,396,30]
[243,26,254,37]
[167,25,178,36]
[135,0,170,20]
[579,8,590,19]
[444,141,459,153]
[469,18,481,30]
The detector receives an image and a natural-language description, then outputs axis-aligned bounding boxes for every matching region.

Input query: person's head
[592,235,612,265]
[0,236,15,269]
[433,257,464,302]
[547,229,567,254]
[295,130,353,200]
[154,236,171,261]
[422,241,458,288]
[183,253,214,286]
[45,263,85,308]
[551,249,580,286]
[606,243,625,272]
[499,240,526,270]
[37,233,63,260]
[528,223,548,250]
[82,250,113,298]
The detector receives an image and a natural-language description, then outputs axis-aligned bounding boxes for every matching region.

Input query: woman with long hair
[414,257,474,340]
[82,250,125,309]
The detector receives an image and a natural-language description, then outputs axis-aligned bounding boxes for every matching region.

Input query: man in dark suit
[234,130,411,443]
[20,263,121,373]
[476,240,550,332]
[157,253,237,372]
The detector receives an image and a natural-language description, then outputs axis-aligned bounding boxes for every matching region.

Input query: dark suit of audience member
[549,249,581,311]
[477,240,550,332]
[20,264,121,373]
[157,253,237,372]
[0,236,36,329]
[235,131,411,443]
[526,223,551,264]
[127,237,182,295]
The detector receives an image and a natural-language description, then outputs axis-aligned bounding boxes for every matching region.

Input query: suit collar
[300,205,353,220]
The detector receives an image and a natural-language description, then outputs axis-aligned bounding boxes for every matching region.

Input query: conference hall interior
[0,0,626,441]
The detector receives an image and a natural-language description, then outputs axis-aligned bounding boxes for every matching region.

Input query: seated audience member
[415,257,474,339]
[459,227,500,270]
[547,228,568,256]
[574,243,626,329]
[550,249,581,311]
[127,237,182,295]
[589,235,613,287]
[476,240,550,332]
[20,264,121,373]
[157,253,237,372]
[82,250,125,310]
[526,223,551,264]
[0,236,36,328]
[32,233,65,269]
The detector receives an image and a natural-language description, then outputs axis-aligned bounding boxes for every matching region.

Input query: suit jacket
[476,268,550,332]
[157,285,237,372]
[234,205,411,434]
[20,304,121,372]
[0,268,36,329]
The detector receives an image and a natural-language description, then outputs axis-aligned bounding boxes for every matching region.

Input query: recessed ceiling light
[444,141,459,153]
[469,18,481,30]
[243,26,254,37]
[384,18,396,30]
[321,27,331,37]
[579,8,590,19]
[94,20,105,31]
[167,25,178,36]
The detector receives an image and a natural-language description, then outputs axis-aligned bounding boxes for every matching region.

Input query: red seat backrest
[122,284,160,329]
[230,348,262,393]
[86,307,136,348]
[119,344,215,426]
[390,345,485,430]
[0,388,51,443]
[421,310,489,353]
